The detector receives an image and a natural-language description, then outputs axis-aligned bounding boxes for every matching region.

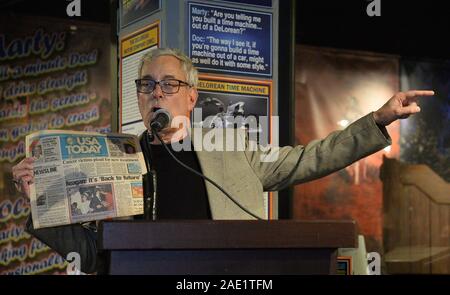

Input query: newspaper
[26,130,147,229]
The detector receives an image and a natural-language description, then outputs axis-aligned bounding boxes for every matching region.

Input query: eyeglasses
[135,78,192,94]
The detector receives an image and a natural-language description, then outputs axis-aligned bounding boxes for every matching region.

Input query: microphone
[150,107,171,132]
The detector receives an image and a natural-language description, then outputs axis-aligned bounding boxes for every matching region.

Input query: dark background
[296,0,450,60]
[1,0,449,60]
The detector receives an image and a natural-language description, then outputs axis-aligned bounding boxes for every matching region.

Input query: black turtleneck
[144,141,211,220]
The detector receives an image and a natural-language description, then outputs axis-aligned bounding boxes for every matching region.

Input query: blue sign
[59,134,108,159]
[188,2,272,77]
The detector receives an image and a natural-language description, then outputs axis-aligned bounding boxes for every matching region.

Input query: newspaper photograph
[25,130,147,229]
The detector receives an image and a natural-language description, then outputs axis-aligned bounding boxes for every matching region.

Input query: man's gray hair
[138,48,198,87]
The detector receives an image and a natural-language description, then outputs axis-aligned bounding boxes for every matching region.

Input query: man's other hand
[11,157,35,199]
[373,90,435,126]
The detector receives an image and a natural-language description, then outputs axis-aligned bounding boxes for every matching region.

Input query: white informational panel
[187,2,273,77]
[119,22,160,136]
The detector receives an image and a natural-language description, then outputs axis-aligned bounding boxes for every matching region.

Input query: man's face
[138,55,198,131]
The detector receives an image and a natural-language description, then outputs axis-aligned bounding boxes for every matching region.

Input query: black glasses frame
[135,78,191,94]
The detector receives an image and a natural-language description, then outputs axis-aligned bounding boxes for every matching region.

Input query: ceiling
[296,0,450,60]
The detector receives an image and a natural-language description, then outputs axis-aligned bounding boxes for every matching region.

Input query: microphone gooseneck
[141,130,157,221]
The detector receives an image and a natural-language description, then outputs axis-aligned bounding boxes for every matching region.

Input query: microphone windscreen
[150,108,171,131]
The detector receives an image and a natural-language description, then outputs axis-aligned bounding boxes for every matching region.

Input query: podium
[99,220,357,274]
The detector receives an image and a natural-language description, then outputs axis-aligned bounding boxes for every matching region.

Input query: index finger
[20,157,36,163]
[405,90,435,98]
[14,162,34,171]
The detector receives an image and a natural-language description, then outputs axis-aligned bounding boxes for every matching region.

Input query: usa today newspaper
[26,130,146,229]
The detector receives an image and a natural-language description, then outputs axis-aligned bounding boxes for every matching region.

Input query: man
[79,192,91,215]
[89,188,106,213]
[71,202,82,216]
[12,48,434,273]
[31,143,42,160]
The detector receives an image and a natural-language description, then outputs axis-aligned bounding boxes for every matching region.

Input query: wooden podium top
[99,220,357,250]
